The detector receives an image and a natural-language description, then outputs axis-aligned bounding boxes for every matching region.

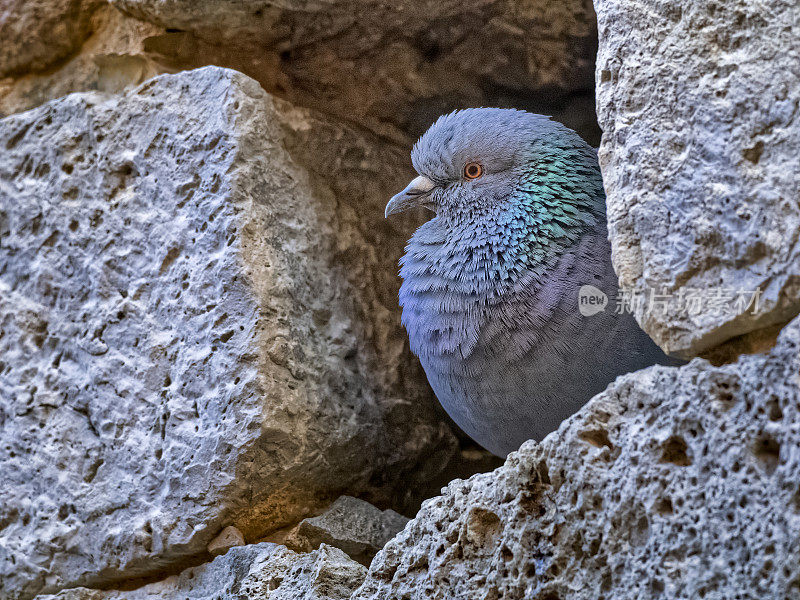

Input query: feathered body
[389,109,678,457]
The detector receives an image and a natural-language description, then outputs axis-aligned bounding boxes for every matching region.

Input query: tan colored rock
[207,525,246,557]
[355,317,800,598]
[0,0,101,77]
[35,543,366,600]
[0,5,166,119]
[110,0,599,141]
[0,66,457,600]
[0,0,601,143]
[596,0,800,357]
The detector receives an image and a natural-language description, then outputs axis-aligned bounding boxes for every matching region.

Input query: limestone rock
[110,0,599,141]
[285,496,409,565]
[596,0,800,357]
[207,525,245,557]
[355,317,800,599]
[0,66,457,600]
[1,0,601,143]
[0,5,166,119]
[36,543,366,600]
[0,0,102,77]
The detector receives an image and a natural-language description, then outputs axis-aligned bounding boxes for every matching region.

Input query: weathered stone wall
[0,0,102,78]
[1,0,798,598]
[0,5,164,119]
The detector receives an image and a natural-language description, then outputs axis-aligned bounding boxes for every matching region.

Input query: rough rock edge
[354,316,800,598]
[0,66,456,600]
[596,0,800,357]
[34,543,366,600]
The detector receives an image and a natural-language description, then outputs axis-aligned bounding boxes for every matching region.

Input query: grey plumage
[386,108,681,457]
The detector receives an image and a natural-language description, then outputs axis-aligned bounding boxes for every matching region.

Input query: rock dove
[386,108,681,457]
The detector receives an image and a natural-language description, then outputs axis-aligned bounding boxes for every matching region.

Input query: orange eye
[463,162,483,180]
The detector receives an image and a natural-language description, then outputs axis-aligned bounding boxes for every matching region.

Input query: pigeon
[385,108,681,457]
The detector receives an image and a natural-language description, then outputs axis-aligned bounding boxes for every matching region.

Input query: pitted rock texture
[0,66,458,600]
[285,496,410,566]
[35,543,366,600]
[354,317,800,599]
[596,0,800,357]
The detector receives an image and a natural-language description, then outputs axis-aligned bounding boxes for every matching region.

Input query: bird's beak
[385,175,436,218]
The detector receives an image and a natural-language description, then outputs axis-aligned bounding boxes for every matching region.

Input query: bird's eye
[463,162,483,180]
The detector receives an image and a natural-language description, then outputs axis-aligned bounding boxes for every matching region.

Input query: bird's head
[385,108,602,225]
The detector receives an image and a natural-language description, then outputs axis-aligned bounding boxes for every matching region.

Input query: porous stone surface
[0,0,102,77]
[35,543,366,600]
[109,0,600,141]
[596,0,800,357]
[354,317,800,599]
[285,496,410,565]
[0,66,457,600]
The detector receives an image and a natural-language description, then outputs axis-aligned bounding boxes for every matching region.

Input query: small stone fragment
[286,496,410,565]
[207,525,245,557]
